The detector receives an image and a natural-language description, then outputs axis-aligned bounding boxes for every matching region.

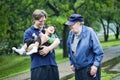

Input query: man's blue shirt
[67,25,104,69]
[24,26,57,69]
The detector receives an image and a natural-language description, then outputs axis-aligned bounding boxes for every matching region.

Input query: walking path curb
[5,46,120,80]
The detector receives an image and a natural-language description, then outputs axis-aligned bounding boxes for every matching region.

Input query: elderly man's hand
[90,65,97,77]
[70,65,75,72]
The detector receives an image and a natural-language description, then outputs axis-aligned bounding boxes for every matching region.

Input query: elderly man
[65,14,104,80]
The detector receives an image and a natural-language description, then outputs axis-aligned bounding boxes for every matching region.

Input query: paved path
[5,46,120,80]
[102,46,120,80]
[110,63,120,72]
[112,76,120,80]
[102,46,120,63]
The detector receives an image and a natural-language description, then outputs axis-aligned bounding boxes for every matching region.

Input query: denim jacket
[67,25,104,69]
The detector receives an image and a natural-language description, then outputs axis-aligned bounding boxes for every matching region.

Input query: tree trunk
[100,19,108,42]
[62,25,69,58]
[115,26,119,39]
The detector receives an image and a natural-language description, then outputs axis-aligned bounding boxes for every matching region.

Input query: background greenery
[0,0,120,79]
[0,0,120,57]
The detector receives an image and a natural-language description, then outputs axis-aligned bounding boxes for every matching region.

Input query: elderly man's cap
[65,14,84,26]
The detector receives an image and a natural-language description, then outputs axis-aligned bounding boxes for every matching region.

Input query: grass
[55,48,69,63]
[0,48,68,80]
[0,55,30,80]
[101,39,120,48]
[100,35,120,48]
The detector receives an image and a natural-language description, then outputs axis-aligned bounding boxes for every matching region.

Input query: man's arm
[39,38,60,55]
[48,38,60,50]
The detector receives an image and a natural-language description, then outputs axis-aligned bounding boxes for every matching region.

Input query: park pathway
[5,46,120,80]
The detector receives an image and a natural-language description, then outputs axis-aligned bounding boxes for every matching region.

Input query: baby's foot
[26,46,38,55]
[12,47,25,55]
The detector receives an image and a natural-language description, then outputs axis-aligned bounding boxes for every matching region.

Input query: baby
[12,25,56,55]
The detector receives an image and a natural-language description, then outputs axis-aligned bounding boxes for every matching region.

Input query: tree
[0,0,33,54]
[94,0,115,41]
[113,0,120,39]
[0,0,119,56]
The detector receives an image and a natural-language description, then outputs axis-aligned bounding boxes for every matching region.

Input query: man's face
[68,22,80,34]
[34,16,46,28]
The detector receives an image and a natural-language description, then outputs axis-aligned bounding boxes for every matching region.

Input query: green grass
[0,55,30,80]
[55,48,69,63]
[0,48,68,80]
[100,35,120,48]
[101,39,120,48]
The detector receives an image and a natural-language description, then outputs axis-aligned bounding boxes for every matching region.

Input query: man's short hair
[32,9,47,20]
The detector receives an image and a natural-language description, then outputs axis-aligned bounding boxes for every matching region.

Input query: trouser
[75,65,101,80]
[31,65,59,80]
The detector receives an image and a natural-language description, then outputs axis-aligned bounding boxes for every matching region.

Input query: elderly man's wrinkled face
[69,22,81,34]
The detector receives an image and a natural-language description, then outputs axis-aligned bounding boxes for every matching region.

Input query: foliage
[0,0,120,56]
[0,0,33,54]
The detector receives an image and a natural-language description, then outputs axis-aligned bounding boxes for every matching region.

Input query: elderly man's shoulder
[84,25,93,31]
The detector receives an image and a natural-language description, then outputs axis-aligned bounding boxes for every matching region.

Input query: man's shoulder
[83,25,94,32]
[25,26,33,33]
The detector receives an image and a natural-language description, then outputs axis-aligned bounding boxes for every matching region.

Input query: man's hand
[90,65,97,77]
[70,65,75,72]
[39,46,51,56]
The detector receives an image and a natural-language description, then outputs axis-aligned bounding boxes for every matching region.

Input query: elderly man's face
[69,22,81,34]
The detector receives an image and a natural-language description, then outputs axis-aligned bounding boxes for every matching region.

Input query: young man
[24,9,60,80]
[65,14,104,80]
